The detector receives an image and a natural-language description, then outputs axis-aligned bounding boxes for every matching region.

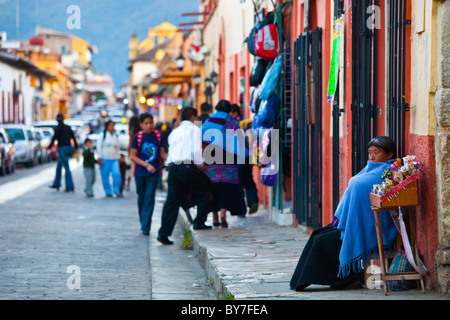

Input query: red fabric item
[254,24,279,61]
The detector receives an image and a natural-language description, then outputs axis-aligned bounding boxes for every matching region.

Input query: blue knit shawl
[335,160,398,278]
[202,111,248,160]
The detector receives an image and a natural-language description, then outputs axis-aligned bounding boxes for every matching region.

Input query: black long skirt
[290,224,352,291]
[208,182,247,216]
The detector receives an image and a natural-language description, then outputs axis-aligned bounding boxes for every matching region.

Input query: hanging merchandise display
[254,93,280,129]
[327,18,343,103]
[247,24,259,56]
[246,11,275,57]
[250,58,270,87]
[259,53,284,101]
[248,2,292,210]
[255,23,280,60]
[249,86,262,114]
[259,127,278,187]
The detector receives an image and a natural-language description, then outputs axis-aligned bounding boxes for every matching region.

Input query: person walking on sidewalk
[97,120,121,198]
[119,154,131,194]
[82,138,97,197]
[157,107,212,245]
[232,104,259,215]
[198,102,212,124]
[125,115,140,190]
[129,113,167,236]
[48,113,78,192]
[202,100,247,228]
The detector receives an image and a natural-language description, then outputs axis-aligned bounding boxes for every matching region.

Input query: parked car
[35,128,52,163]
[2,124,36,167]
[27,127,44,164]
[33,120,58,130]
[64,119,85,148]
[40,127,58,160]
[0,127,16,175]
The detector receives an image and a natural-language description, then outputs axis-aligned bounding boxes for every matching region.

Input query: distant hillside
[0,0,200,90]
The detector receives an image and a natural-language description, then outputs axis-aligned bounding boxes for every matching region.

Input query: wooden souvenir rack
[370,172,425,296]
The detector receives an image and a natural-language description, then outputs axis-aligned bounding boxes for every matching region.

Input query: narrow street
[0,160,216,300]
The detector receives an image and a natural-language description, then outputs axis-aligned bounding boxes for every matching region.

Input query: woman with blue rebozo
[201,100,247,228]
[290,136,399,290]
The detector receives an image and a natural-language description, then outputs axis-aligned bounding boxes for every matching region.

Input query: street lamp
[193,73,201,87]
[204,77,213,91]
[210,71,218,86]
[175,54,185,71]
[204,77,214,106]
[192,73,201,110]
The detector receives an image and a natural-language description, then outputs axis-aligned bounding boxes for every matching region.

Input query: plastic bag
[255,93,280,129]
[250,59,269,87]
[259,53,283,101]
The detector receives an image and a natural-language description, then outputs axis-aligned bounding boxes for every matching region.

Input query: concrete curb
[177,207,302,300]
[177,208,223,299]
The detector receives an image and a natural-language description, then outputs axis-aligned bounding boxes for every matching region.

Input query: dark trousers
[239,162,258,208]
[158,164,211,237]
[135,174,159,233]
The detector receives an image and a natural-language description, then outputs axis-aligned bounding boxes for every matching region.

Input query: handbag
[261,165,277,187]
[387,248,416,291]
[259,128,277,187]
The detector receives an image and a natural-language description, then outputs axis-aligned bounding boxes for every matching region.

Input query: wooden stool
[372,206,425,295]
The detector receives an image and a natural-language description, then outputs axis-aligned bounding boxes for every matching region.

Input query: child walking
[129,113,167,235]
[119,153,131,194]
[83,138,97,197]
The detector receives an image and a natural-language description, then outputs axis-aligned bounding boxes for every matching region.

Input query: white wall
[22,76,34,127]
[410,0,438,136]
[131,61,158,86]
[0,61,33,125]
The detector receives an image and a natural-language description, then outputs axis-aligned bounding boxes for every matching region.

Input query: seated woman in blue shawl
[290,136,399,291]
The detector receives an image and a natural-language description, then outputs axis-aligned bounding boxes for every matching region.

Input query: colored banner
[327,18,343,103]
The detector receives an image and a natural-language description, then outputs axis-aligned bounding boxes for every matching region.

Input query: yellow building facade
[129,21,179,60]
[128,21,183,119]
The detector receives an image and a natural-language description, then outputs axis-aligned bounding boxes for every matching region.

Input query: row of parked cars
[0,124,58,176]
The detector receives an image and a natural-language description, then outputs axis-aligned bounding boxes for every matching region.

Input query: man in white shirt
[165,112,203,166]
[157,107,213,245]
